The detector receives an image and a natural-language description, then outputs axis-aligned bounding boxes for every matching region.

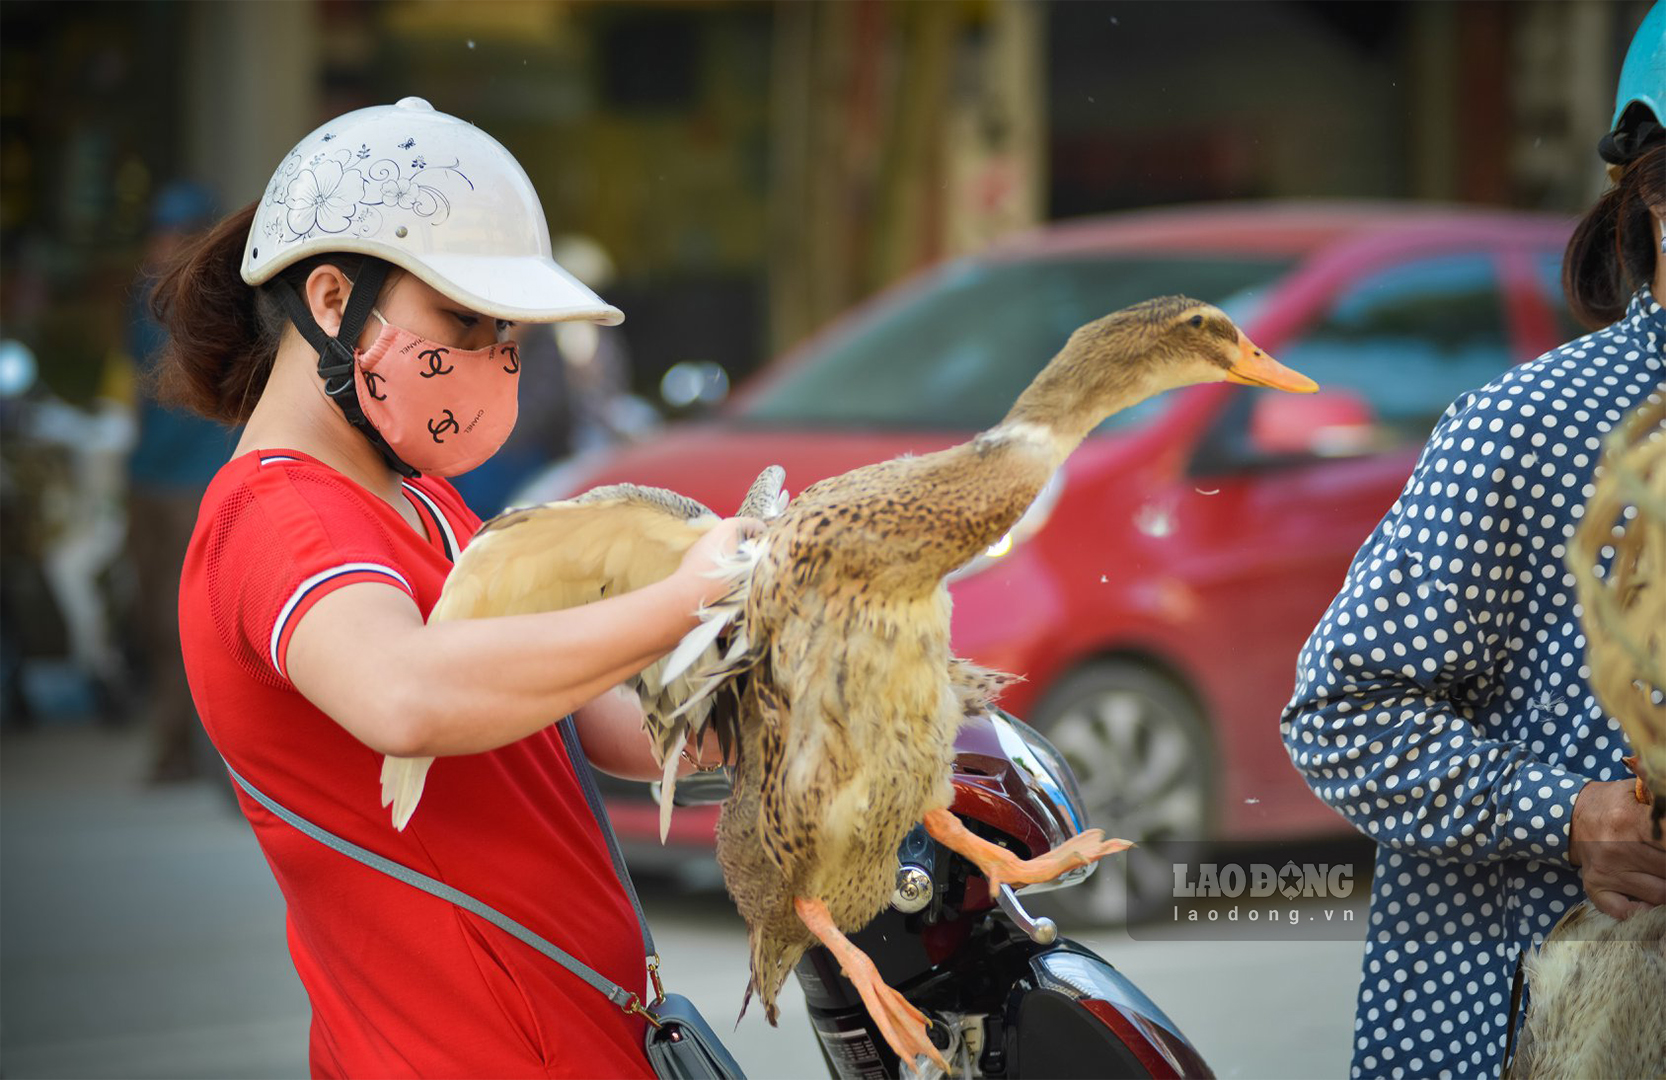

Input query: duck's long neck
[979,347,1147,469]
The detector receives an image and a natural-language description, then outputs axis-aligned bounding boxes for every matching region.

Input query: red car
[572,202,1580,921]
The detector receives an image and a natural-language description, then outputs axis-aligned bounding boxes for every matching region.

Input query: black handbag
[643,992,747,1080]
[222,716,745,1080]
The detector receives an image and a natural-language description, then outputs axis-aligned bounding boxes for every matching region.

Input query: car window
[1261,252,1513,452]
[738,255,1297,431]
[1533,251,1594,348]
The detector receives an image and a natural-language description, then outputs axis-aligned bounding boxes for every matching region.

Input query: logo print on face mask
[428,409,460,443]
[363,371,388,400]
[500,343,520,375]
[419,348,454,378]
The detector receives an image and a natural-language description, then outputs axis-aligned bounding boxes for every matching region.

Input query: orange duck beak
[1225,333,1318,393]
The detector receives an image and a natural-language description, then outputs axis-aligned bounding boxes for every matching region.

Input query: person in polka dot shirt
[1281,21,1666,1077]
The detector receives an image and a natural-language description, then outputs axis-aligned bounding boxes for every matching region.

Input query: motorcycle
[670,709,1214,1079]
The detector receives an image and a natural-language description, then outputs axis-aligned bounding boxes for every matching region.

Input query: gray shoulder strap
[222,755,635,1010]
[555,716,656,956]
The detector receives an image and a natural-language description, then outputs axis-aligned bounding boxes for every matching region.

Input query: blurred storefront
[0,0,1652,728]
[0,0,1651,407]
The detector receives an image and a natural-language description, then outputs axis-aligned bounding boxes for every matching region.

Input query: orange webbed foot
[989,828,1134,893]
[922,808,1133,894]
[795,896,948,1073]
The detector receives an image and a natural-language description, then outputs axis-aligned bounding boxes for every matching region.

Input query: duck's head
[997,295,1317,456]
[1066,295,1317,401]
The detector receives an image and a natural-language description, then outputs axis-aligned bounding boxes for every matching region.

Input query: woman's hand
[673,516,763,609]
[1569,778,1666,919]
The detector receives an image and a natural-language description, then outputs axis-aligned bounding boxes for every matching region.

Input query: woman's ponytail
[148,200,288,425]
[1563,144,1666,330]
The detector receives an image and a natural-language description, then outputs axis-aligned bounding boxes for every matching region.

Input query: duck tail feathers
[380,755,434,830]
[736,980,755,1027]
[949,656,1024,714]
[658,732,686,844]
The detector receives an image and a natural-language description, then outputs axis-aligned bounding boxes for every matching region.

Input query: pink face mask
[351,310,521,477]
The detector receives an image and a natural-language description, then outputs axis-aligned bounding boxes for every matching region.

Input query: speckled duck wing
[378,480,757,832]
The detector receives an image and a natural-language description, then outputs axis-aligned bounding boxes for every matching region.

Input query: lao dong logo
[1173,860,1355,900]
[1134,848,1364,939]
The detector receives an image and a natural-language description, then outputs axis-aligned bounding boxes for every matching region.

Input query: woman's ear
[303,264,354,338]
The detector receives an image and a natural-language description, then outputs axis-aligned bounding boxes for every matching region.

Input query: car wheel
[1027,660,1216,926]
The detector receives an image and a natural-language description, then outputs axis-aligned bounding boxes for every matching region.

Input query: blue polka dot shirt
[1282,287,1665,1078]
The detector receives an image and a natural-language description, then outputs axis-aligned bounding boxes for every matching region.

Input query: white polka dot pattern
[1281,287,1665,1078]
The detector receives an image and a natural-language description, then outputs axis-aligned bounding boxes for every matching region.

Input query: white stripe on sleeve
[268,562,413,677]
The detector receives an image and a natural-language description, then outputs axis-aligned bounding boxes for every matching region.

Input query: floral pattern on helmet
[259,144,474,244]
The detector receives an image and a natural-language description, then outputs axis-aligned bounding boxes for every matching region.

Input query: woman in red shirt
[153,98,752,1078]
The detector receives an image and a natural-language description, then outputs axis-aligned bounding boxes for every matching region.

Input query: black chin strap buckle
[316,337,359,400]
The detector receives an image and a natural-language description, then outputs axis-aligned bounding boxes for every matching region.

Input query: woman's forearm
[574,688,662,780]
[287,574,705,757]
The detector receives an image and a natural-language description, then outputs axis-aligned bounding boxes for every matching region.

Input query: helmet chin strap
[1598,118,1663,166]
[270,258,421,479]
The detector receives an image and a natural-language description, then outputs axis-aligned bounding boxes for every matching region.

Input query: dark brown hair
[1562,143,1666,329]
[147,199,366,424]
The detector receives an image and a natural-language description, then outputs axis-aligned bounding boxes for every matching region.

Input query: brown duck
[384,296,1317,1071]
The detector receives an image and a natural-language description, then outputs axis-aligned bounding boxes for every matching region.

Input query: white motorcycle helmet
[241,96,622,326]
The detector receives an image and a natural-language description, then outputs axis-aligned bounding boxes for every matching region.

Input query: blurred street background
[0,1,1656,1077]
[3,725,1368,1078]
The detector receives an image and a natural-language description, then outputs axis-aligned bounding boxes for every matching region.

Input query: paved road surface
[2,727,1364,1078]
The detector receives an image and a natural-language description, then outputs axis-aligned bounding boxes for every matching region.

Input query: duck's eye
[1188,315,1204,328]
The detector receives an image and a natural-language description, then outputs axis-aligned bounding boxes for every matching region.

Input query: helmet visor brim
[404,251,625,325]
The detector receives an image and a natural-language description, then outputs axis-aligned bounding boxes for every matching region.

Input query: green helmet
[1600,1,1665,163]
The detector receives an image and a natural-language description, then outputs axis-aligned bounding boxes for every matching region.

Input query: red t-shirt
[179,449,652,1079]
